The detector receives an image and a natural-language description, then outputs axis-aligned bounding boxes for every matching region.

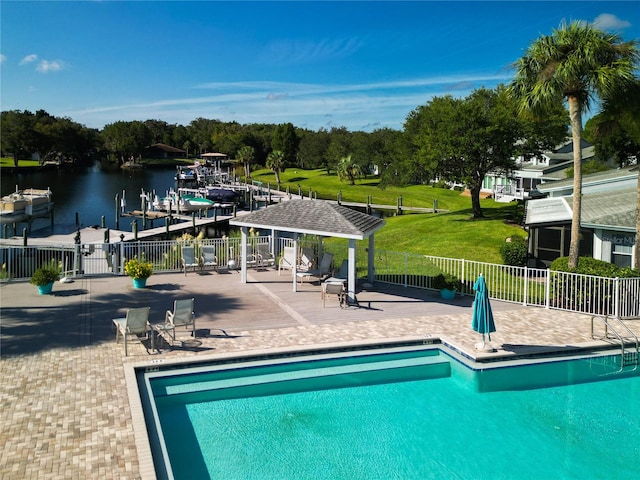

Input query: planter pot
[37,282,54,295]
[132,278,147,289]
[440,288,456,300]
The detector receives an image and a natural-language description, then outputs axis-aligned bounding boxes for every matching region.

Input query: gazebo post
[368,235,375,283]
[347,239,357,304]
[240,227,248,283]
[292,235,299,292]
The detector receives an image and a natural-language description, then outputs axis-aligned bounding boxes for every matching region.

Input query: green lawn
[0,157,40,168]
[252,168,525,263]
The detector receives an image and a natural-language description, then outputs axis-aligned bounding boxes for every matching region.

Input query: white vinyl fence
[1,239,638,319]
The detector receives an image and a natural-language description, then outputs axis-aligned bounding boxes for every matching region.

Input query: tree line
[1,22,638,268]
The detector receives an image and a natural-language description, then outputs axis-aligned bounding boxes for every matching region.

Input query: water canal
[1,163,187,234]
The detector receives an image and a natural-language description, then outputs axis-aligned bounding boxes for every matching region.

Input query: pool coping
[124,335,628,480]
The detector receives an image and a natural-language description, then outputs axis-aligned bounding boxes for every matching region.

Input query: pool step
[161,355,451,399]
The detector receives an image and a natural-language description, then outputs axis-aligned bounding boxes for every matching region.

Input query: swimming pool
[137,342,640,479]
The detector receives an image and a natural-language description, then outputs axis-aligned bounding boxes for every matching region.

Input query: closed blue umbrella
[471,274,496,350]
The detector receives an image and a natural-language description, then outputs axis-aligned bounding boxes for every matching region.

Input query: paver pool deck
[1,269,638,479]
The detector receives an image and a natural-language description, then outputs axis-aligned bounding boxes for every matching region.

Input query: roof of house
[580,188,637,231]
[146,143,185,154]
[526,187,637,231]
[230,199,386,240]
[538,165,638,193]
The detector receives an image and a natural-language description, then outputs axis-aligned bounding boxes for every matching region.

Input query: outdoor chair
[297,252,334,284]
[334,260,348,280]
[200,245,218,271]
[256,243,276,269]
[278,246,296,275]
[321,281,346,308]
[181,246,199,275]
[243,244,259,269]
[155,298,196,347]
[112,307,151,356]
[299,247,314,272]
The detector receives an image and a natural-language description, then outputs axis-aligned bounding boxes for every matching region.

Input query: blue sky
[1,1,638,132]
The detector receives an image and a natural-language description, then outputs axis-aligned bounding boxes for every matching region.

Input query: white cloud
[20,54,38,65]
[592,13,631,31]
[67,72,509,131]
[259,37,363,65]
[36,60,65,73]
[0,54,6,64]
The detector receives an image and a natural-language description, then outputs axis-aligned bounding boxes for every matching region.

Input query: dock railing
[1,238,638,319]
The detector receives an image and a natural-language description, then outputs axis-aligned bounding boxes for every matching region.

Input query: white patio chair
[112,307,151,356]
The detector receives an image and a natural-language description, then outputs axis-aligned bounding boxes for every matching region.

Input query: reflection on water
[1,163,179,234]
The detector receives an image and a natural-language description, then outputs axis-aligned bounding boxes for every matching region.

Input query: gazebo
[229,199,386,303]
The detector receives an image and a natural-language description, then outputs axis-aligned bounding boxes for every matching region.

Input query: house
[485,139,596,202]
[144,143,186,159]
[524,166,638,267]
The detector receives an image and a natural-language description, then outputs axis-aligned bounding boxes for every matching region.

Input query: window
[612,243,633,268]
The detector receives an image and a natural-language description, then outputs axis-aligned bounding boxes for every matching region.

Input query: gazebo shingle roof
[230,199,385,239]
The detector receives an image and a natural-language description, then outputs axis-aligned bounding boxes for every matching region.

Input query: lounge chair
[299,247,314,272]
[181,245,199,275]
[278,246,296,275]
[328,259,348,281]
[321,280,346,308]
[243,244,259,269]
[112,307,151,356]
[157,298,196,346]
[200,245,218,271]
[256,243,276,269]
[297,252,334,284]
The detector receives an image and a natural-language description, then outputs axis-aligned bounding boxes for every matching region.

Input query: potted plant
[432,273,461,300]
[30,259,61,294]
[124,257,153,289]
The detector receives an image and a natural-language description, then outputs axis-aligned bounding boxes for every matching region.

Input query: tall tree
[236,145,255,180]
[409,86,521,218]
[0,110,37,166]
[271,123,298,166]
[101,121,152,165]
[266,150,285,184]
[510,20,639,269]
[297,128,330,169]
[336,155,363,186]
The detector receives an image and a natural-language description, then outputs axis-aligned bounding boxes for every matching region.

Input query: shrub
[500,235,528,267]
[432,273,462,291]
[550,256,639,278]
[29,259,61,286]
[124,257,153,280]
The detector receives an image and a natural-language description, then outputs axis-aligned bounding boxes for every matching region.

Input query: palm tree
[236,145,255,181]
[266,150,285,185]
[336,155,363,185]
[509,20,639,269]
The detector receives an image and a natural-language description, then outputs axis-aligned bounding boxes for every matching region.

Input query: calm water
[1,164,178,233]
[149,350,640,479]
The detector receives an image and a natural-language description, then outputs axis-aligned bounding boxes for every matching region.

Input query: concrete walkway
[1,270,637,479]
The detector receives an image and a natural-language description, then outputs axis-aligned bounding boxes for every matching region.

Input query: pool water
[145,348,640,479]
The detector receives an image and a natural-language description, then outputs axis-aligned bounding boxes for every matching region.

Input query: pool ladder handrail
[591,315,639,370]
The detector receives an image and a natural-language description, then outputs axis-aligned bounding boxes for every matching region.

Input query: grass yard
[0,157,40,168]
[251,168,526,264]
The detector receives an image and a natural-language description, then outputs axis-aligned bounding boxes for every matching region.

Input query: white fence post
[545,268,551,309]
[523,266,529,306]
[614,277,620,319]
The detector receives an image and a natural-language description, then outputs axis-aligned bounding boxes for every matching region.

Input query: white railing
[1,239,638,318]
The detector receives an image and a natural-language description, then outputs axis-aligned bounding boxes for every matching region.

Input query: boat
[152,188,217,213]
[199,185,242,207]
[174,165,198,182]
[0,188,53,224]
